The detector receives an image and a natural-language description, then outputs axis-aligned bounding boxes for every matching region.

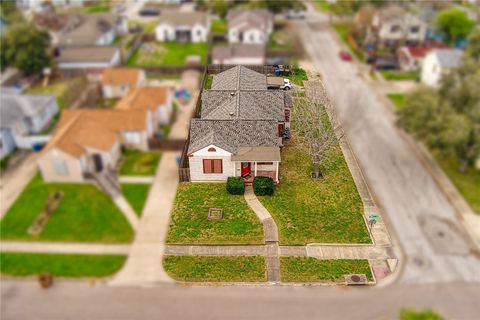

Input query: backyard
[26,76,88,110]
[0,174,134,243]
[119,150,161,176]
[280,257,373,282]
[381,70,418,81]
[163,256,267,282]
[268,22,295,52]
[211,19,227,34]
[121,184,151,217]
[0,253,126,278]
[127,43,209,67]
[258,138,371,245]
[166,183,264,244]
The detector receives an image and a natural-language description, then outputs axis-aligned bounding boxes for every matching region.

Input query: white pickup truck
[267,77,292,90]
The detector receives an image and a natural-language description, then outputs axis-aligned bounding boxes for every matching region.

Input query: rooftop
[1,92,55,128]
[57,46,119,63]
[432,48,463,68]
[211,66,267,91]
[115,87,169,112]
[157,11,208,27]
[227,9,273,32]
[101,68,143,87]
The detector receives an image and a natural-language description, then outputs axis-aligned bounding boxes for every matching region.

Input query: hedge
[226,177,245,195]
[253,176,274,196]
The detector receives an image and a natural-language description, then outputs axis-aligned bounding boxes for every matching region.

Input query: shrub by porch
[226,177,245,195]
[166,183,263,244]
[253,176,274,196]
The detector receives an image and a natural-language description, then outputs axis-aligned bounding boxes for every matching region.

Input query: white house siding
[191,24,208,43]
[96,29,116,46]
[155,24,175,42]
[38,148,85,183]
[243,29,265,44]
[189,145,233,181]
[0,128,16,159]
[121,131,149,151]
[29,100,59,133]
[213,56,265,65]
[421,54,441,87]
[58,50,120,69]
[13,134,51,149]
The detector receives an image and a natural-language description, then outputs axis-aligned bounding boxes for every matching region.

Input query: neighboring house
[57,46,121,69]
[187,66,291,183]
[421,49,462,87]
[211,44,265,65]
[38,109,152,183]
[227,9,274,45]
[56,13,127,47]
[0,17,7,35]
[397,43,448,71]
[101,68,146,99]
[368,5,427,47]
[155,12,209,43]
[115,86,173,130]
[0,92,59,158]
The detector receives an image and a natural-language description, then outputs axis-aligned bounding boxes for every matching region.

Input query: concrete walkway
[118,176,155,184]
[0,241,131,255]
[113,196,140,231]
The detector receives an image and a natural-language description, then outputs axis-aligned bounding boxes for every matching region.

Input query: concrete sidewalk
[0,241,131,255]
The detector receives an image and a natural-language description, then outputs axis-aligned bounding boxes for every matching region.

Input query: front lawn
[381,70,418,81]
[268,26,295,52]
[26,77,88,110]
[126,43,209,67]
[211,19,227,34]
[258,138,370,245]
[163,256,267,282]
[119,150,161,176]
[121,184,151,217]
[204,75,213,89]
[434,153,480,215]
[167,183,264,244]
[286,68,308,86]
[83,2,110,13]
[0,175,133,243]
[280,257,373,282]
[0,253,126,278]
[387,93,406,109]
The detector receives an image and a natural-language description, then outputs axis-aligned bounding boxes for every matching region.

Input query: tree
[292,98,340,179]
[1,23,51,74]
[435,8,475,44]
[210,0,231,19]
[466,27,480,61]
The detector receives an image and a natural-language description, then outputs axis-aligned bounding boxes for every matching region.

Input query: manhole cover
[350,275,361,282]
[208,208,223,220]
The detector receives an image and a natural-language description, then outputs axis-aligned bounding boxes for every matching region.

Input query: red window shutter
[278,123,285,137]
[213,159,223,173]
[203,159,212,173]
[285,109,290,122]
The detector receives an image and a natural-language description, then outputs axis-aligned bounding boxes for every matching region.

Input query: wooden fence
[148,138,186,151]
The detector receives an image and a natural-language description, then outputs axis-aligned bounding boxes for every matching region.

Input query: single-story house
[368,5,427,47]
[0,91,59,159]
[101,68,146,99]
[56,13,127,47]
[38,109,152,183]
[397,43,448,71]
[211,44,265,65]
[188,120,282,182]
[421,48,462,87]
[115,86,173,130]
[57,46,121,69]
[155,12,209,43]
[187,66,291,183]
[227,9,274,45]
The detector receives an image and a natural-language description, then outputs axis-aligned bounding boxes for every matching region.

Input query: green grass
[280,257,373,282]
[258,138,370,245]
[211,19,227,34]
[332,22,364,61]
[119,150,161,176]
[83,2,110,13]
[387,93,406,109]
[0,253,126,278]
[315,0,333,12]
[286,68,308,86]
[121,184,150,217]
[268,29,295,51]
[167,183,264,244]
[96,98,119,109]
[0,174,134,243]
[127,43,209,67]
[163,256,267,282]
[381,70,418,81]
[204,75,213,89]
[434,153,480,215]
[292,91,306,97]
[26,77,87,110]
[146,73,182,81]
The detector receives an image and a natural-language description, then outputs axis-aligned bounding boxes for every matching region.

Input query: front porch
[231,147,281,183]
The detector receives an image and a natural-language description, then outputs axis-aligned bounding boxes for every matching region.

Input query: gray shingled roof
[434,49,462,68]
[201,90,287,121]
[188,119,281,154]
[211,66,267,91]
[1,92,55,128]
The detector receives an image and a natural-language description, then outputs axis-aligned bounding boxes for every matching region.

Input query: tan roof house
[38,109,153,183]
[115,86,173,131]
[101,68,146,99]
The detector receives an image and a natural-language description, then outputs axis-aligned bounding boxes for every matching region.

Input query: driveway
[295,6,480,284]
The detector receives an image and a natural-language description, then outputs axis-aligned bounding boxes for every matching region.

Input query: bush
[226,177,245,195]
[253,176,274,196]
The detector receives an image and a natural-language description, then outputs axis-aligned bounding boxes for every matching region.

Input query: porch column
[254,162,257,177]
[232,161,236,176]
[275,162,279,182]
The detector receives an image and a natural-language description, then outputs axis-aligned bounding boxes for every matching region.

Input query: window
[197,29,202,36]
[208,147,216,152]
[257,162,273,165]
[410,26,420,33]
[124,132,141,144]
[52,159,68,176]
[203,159,222,174]
[390,25,401,33]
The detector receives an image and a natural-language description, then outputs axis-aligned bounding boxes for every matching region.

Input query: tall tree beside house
[397,59,480,172]
[1,23,51,75]
[435,7,475,45]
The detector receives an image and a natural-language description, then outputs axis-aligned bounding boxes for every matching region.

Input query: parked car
[339,50,352,61]
[267,77,292,90]
[139,7,160,16]
[375,58,399,70]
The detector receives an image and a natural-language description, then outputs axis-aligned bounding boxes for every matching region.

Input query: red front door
[241,162,251,177]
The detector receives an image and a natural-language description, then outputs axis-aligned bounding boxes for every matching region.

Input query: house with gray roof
[155,12,209,43]
[187,66,291,183]
[421,49,463,87]
[0,91,59,158]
